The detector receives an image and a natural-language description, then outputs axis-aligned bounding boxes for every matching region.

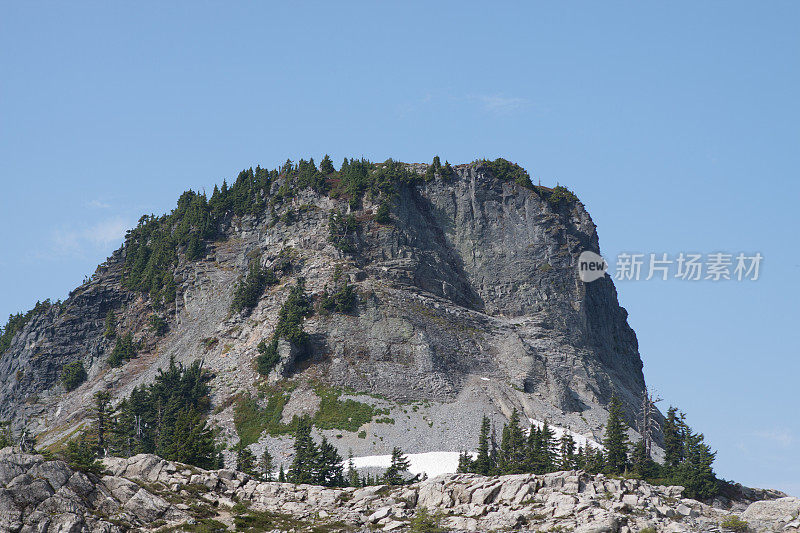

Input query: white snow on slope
[349,422,601,478]
[529,418,603,451]
[350,451,468,478]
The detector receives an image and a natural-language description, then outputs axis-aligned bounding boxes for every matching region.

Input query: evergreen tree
[316,437,344,486]
[103,310,116,338]
[255,338,280,376]
[230,259,276,314]
[275,278,312,346]
[108,332,137,367]
[289,415,319,484]
[236,443,257,476]
[677,431,718,499]
[457,451,474,473]
[383,447,412,485]
[374,201,391,224]
[105,357,216,468]
[473,415,494,475]
[559,433,577,470]
[63,434,104,475]
[662,410,719,500]
[602,394,630,475]
[497,409,526,474]
[320,280,356,313]
[278,464,286,483]
[93,391,112,457]
[260,447,274,481]
[61,361,87,391]
[539,421,558,472]
[591,448,608,474]
[148,314,167,336]
[630,439,659,479]
[320,154,336,175]
[663,406,686,468]
[346,450,360,487]
[167,407,216,469]
[442,161,454,178]
[525,422,542,473]
[582,446,607,475]
[489,423,499,470]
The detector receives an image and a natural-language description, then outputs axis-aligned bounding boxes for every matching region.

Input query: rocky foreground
[1,450,797,533]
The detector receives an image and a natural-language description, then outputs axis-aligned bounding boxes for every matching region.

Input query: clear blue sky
[1,2,798,495]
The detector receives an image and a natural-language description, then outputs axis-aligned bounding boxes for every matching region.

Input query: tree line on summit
[0,155,578,345]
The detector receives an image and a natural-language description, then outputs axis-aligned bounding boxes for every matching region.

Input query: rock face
[0,161,646,459]
[1,450,795,533]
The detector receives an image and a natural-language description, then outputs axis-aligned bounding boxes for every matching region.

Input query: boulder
[742,496,800,522]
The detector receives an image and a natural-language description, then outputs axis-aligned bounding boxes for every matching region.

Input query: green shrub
[255,339,280,376]
[328,210,358,253]
[230,260,277,314]
[482,158,533,189]
[274,278,312,346]
[60,361,87,391]
[720,515,749,532]
[375,201,391,224]
[108,332,136,367]
[103,310,116,338]
[234,385,380,446]
[410,507,446,533]
[546,185,579,207]
[0,421,13,449]
[62,434,105,475]
[148,314,167,336]
[233,510,307,532]
[320,281,356,313]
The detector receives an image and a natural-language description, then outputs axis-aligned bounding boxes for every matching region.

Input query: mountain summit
[0,157,647,466]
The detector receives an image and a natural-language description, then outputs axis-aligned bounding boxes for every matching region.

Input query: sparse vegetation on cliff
[0,299,52,355]
[320,280,356,313]
[107,332,137,367]
[60,361,87,391]
[230,258,277,315]
[481,157,534,189]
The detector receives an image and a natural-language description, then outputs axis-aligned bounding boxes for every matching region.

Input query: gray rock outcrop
[0,450,794,532]
[1,161,649,459]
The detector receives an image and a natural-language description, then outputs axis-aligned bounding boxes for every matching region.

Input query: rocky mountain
[1,450,795,532]
[0,158,647,466]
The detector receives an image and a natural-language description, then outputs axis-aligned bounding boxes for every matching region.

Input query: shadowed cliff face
[0,162,648,454]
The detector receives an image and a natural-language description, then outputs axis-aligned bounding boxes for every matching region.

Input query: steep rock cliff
[0,160,648,461]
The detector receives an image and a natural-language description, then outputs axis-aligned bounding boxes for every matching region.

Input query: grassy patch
[234,390,294,446]
[235,384,394,445]
[313,386,383,432]
[233,510,308,532]
[156,518,228,532]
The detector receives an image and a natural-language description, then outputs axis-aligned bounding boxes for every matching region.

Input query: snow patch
[351,451,468,478]
[349,421,602,479]
[529,418,603,450]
